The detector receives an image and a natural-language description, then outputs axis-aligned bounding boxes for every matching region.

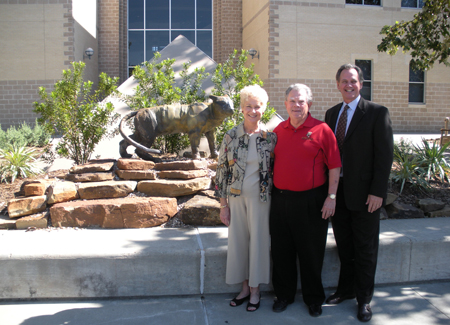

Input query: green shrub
[0,121,51,150]
[4,125,28,148]
[0,144,42,183]
[33,61,119,165]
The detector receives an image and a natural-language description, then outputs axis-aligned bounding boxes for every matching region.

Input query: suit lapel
[345,98,367,141]
[329,105,341,132]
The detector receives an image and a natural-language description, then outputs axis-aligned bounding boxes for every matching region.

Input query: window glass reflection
[129,0,144,29]
[172,0,195,29]
[197,31,212,58]
[197,0,212,29]
[129,31,145,66]
[146,0,169,29]
[409,84,424,103]
[146,31,169,60]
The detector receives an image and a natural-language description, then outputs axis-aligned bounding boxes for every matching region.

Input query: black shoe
[246,294,261,312]
[308,304,322,317]
[230,293,250,307]
[357,303,372,322]
[272,299,292,313]
[325,293,356,304]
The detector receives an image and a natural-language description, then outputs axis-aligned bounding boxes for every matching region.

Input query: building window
[128,0,213,76]
[409,63,425,103]
[355,60,372,101]
[401,0,423,8]
[346,0,380,5]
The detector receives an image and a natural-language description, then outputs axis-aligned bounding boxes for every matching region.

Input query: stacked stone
[116,158,222,226]
[5,159,178,229]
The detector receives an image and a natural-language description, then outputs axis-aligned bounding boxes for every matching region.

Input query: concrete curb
[0,218,449,300]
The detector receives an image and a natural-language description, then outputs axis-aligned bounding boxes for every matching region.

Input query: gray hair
[240,85,269,110]
[335,63,365,83]
[285,84,313,104]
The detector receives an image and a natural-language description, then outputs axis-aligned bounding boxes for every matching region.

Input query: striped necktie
[336,105,350,154]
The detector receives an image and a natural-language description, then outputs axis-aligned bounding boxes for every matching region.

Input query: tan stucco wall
[0,4,69,81]
[73,0,99,85]
[242,1,270,80]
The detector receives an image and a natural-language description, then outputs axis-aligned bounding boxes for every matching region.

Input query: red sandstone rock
[69,162,114,174]
[47,181,79,204]
[50,197,177,228]
[154,160,207,171]
[158,169,208,180]
[8,196,47,218]
[137,177,211,197]
[117,158,155,170]
[116,169,157,180]
[77,181,137,200]
[65,172,115,182]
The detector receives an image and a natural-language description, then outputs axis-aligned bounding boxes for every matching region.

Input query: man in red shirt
[270,84,341,317]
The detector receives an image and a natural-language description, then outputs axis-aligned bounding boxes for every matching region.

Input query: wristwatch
[328,193,336,200]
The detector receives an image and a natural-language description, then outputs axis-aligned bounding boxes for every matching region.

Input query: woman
[215,85,277,312]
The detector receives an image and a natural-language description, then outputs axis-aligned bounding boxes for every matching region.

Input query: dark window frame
[345,0,381,6]
[409,63,425,103]
[401,0,424,9]
[355,59,372,101]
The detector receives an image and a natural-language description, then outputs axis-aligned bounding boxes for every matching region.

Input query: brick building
[0,0,448,132]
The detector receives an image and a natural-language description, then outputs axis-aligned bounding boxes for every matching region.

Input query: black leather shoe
[357,303,372,322]
[308,304,322,317]
[325,293,356,304]
[272,299,292,313]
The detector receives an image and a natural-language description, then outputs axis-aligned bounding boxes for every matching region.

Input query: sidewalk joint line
[195,228,205,295]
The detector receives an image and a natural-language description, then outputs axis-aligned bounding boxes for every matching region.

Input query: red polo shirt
[273,114,341,192]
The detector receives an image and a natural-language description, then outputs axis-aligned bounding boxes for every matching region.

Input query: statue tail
[119,110,161,154]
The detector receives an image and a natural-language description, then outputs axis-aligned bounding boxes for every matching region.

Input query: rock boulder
[77,181,137,200]
[8,196,47,218]
[137,177,211,197]
[50,197,177,228]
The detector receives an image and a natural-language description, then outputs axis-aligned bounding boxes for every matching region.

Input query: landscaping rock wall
[4,158,221,230]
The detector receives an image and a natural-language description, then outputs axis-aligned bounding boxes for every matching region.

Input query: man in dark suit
[324,64,393,322]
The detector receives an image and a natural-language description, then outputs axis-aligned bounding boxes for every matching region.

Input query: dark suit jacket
[325,97,394,211]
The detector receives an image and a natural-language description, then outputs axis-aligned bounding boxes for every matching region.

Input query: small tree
[211,49,276,146]
[33,61,119,165]
[377,0,450,71]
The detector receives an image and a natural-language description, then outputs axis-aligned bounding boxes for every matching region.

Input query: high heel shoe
[230,293,250,307]
[246,294,261,312]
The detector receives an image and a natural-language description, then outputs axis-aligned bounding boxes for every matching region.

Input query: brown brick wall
[98,0,127,84]
[213,0,243,63]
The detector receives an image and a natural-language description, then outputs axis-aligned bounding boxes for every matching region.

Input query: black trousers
[269,184,329,306]
[331,179,380,304]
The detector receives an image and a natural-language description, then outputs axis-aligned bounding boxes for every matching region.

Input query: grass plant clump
[0,144,42,183]
[391,138,450,194]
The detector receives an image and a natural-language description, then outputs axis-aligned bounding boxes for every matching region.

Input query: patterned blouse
[215,122,277,202]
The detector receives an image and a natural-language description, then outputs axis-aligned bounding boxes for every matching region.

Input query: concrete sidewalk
[0,281,449,325]
[0,218,449,300]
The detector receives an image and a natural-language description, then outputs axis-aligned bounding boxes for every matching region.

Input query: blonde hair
[240,85,269,111]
